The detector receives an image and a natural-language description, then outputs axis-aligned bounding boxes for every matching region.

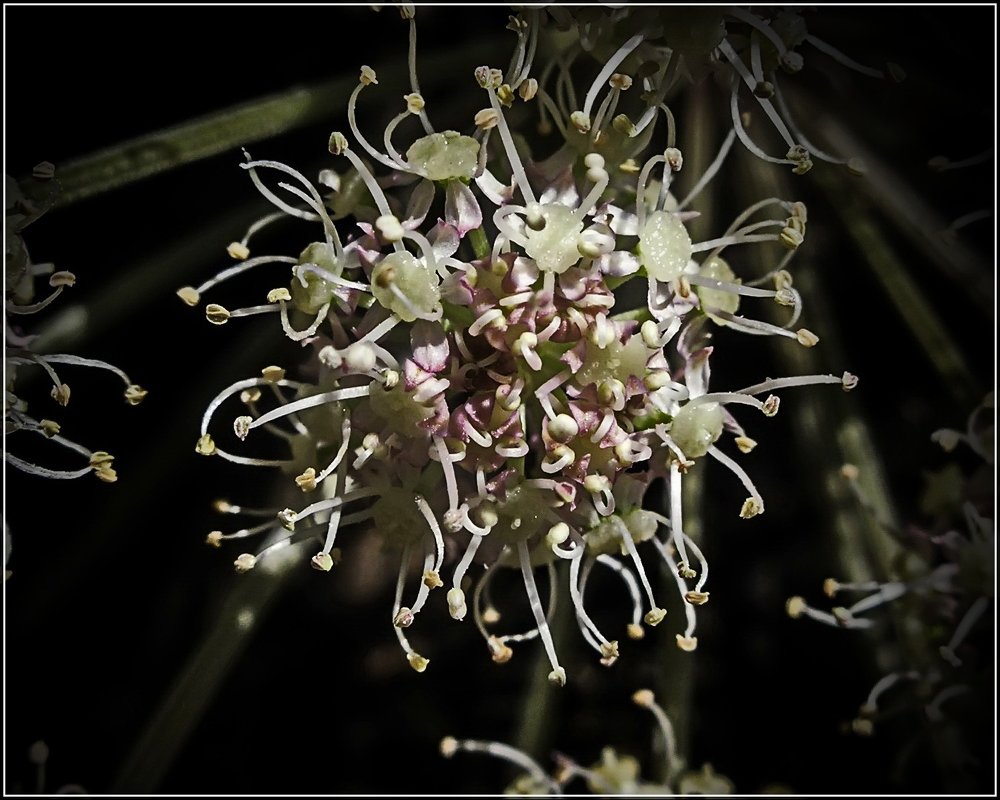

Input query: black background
[4,5,995,796]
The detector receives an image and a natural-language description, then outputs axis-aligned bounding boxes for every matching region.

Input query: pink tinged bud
[444,179,483,237]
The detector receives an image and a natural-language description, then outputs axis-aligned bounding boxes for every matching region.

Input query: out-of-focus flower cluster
[441,688,733,795]
[787,394,993,770]
[182,6,862,683]
[5,166,146,578]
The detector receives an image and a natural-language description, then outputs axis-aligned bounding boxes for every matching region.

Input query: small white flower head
[277,508,297,530]
[518,77,538,101]
[266,287,291,303]
[440,736,459,758]
[261,365,285,382]
[359,65,378,86]
[841,372,859,391]
[676,634,698,652]
[205,531,223,548]
[548,666,567,687]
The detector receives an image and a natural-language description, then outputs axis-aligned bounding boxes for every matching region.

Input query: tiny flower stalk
[183,8,860,681]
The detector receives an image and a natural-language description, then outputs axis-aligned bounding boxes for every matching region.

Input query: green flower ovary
[638,210,692,282]
[368,381,435,438]
[370,251,440,322]
[371,486,428,549]
[577,334,648,387]
[695,255,740,324]
[405,131,480,181]
[524,204,584,274]
[291,242,341,314]
[585,509,658,557]
[670,401,724,458]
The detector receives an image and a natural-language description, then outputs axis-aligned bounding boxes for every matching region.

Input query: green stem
[36,38,505,209]
[469,227,490,261]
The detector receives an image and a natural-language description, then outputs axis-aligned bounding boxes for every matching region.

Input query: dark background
[5,5,994,796]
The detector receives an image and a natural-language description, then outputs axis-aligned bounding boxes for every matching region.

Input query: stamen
[594,555,645,636]
[486,87,537,205]
[707,445,764,518]
[569,551,616,659]
[581,34,643,121]
[632,690,680,781]
[439,737,560,795]
[391,545,429,672]
[717,39,796,147]
[402,16,434,134]
[677,129,737,210]
[804,33,884,79]
[619,526,665,626]
[517,540,566,686]
[415,494,446,580]
[245,385,369,433]
[469,308,505,337]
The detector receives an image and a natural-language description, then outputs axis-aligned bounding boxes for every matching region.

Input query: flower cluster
[183,7,857,684]
[5,166,146,487]
[441,688,734,795]
[787,394,993,749]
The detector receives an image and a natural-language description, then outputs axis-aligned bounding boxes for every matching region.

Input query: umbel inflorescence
[181,7,863,684]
